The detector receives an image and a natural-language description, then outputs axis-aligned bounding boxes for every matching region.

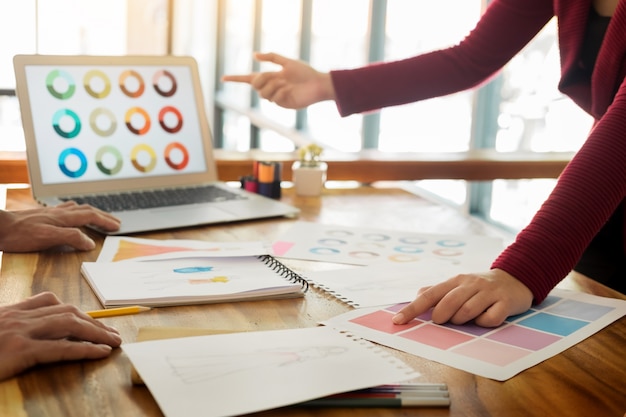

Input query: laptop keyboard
[61,185,247,212]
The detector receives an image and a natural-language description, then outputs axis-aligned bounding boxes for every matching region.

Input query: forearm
[330,0,553,116]
[493,86,626,302]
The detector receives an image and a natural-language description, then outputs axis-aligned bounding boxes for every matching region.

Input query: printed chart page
[323,289,626,381]
[272,222,503,269]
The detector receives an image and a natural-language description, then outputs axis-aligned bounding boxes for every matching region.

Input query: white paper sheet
[123,326,420,417]
[304,260,466,308]
[97,236,270,262]
[272,222,503,269]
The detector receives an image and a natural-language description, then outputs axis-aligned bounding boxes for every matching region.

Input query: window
[0,0,169,152]
[216,0,483,154]
[213,0,591,233]
[258,0,302,151]
[379,0,481,153]
[487,19,592,231]
[0,1,36,151]
[306,0,369,152]
[1,1,593,234]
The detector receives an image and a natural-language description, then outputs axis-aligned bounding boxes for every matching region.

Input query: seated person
[0,199,122,379]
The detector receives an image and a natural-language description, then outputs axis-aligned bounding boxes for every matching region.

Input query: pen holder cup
[291,161,327,197]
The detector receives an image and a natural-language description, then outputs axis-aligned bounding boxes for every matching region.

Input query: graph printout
[272,222,503,270]
[323,289,626,380]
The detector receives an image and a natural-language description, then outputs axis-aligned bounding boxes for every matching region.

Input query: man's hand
[0,201,120,252]
[0,292,122,381]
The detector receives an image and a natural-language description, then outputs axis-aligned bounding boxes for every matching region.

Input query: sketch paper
[304,260,467,308]
[322,289,626,381]
[122,326,419,417]
[97,236,270,262]
[272,222,503,269]
[81,256,303,307]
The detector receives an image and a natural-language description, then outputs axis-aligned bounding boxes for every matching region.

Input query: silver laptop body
[13,54,298,234]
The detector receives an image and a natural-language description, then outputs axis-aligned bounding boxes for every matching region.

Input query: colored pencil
[358,383,448,392]
[328,391,449,399]
[87,305,151,318]
[297,396,451,408]
[295,383,450,408]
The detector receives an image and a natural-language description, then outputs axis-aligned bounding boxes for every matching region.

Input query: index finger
[222,74,255,83]
[54,204,121,231]
[2,292,63,312]
[28,309,121,345]
[392,281,457,324]
[254,52,291,67]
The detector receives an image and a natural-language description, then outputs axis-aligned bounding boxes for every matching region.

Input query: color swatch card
[305,260,467,308]
[322,289,626,381]
[272,222,503,269]
[97,236,270,262]
[123,326,420,417]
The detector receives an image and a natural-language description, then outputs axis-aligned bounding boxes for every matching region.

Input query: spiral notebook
[81,255,308,307]
[123,326,420,417]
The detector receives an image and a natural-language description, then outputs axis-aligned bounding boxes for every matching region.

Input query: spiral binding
[336,329,420,380]
[257,255,309,292]
[307,282,361,308]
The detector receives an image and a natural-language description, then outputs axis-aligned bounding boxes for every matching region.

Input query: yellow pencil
[87,305,152,318]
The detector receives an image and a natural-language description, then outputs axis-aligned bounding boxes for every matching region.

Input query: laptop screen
[15,56,213,192]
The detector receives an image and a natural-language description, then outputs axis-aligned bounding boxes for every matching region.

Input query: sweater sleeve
[492,77,626,303]
[330,0,554,117]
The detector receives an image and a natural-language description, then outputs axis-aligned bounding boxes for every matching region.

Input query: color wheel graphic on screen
[45,66,191,180]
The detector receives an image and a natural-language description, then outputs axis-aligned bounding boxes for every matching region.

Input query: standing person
[223,0,626,326]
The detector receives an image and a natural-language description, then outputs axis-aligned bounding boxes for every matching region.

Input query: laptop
[13,54,299,235]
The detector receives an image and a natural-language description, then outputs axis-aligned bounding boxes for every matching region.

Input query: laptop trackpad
[111,206,237,234]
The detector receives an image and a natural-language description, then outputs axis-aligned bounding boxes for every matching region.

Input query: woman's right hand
[222,52,335,109]
[392,268,534,328]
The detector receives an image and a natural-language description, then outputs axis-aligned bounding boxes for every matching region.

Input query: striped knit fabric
[330,0,626,302]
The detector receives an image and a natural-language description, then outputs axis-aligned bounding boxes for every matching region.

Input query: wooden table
[0,185,624,417]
